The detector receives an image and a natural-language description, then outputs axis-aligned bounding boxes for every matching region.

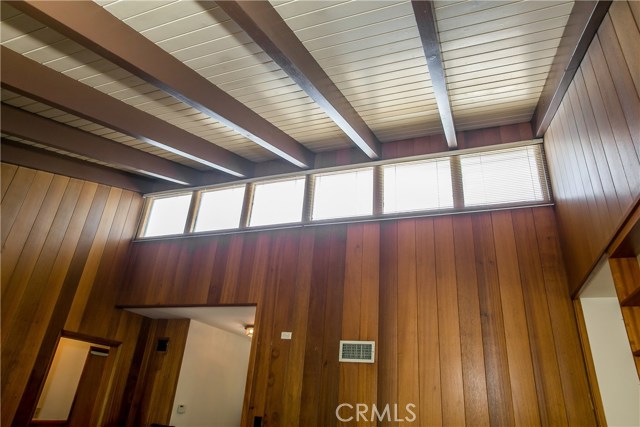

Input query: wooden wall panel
[545,0,640,294]
[124,318,190,427]
[0,163,145,427]
[120,206,596,426]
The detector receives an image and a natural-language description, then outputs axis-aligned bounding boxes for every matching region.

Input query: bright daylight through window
[461,146,547,207]
[143,193,192,237]
[194,186,245,232]
[383,158,453,214]
[312,168,374,220]
[249,177,306,227]
[138,144,550,239]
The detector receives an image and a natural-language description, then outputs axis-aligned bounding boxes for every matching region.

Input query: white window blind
[249,177,306,227]
[138,143,551,239]
[312,168,373,220]
[459,145,550,207]
[383,158,453,214]
[194,186,245,232]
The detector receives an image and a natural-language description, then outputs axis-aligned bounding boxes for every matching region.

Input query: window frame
[139,192,194,238]
[192,184,248,233]
[136,140,551,240]
[247,175,308,228]
[381,157,455,215]
[310,166,376,222]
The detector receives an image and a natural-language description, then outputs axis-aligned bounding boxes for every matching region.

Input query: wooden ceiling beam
[216,0,381,159]
[9,0,314,169]
[0,46,252,178]
[412,0,457,149]
[1,104,202,186]
[1,139,156,193]
[532,1,611,137]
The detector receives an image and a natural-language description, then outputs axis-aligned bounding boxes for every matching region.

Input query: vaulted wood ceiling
[0,0,609,192]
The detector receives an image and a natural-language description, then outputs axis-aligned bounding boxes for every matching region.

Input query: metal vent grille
[339,340,375,363]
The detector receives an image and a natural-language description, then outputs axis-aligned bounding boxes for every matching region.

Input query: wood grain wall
[0,163,145,426]
[123,318,191,427]
[120,206,596,427]
[544,0,640,294]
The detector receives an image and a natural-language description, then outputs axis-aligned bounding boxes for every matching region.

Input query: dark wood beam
[10,0,314,169]
[215,0,381,159]
[1,46,252,178]
[532,1,611,137]
[1,139,156,193]
[412,0,457,149]
[1,104,201,186]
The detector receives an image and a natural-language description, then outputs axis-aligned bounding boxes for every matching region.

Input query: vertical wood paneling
[5,157,594,427]
[319,229,347,427]
[1,163,18,199]
[598,15,640,159]
[533,208,596,425]
[264,234,299,425]
[433,216,466,427]
[609,1,640,97]
[1,164,144,427]
[1,171,54,277]
[452,216,489,426]
[415,217,442,426]
[282,230,315,426]
[1,166,37,246]
[512,209,568,426]
[472,213,514,426]
[339,225,364,427]
[545,0,640,294]
[588,38,640,192]
[133,318,190,427]
[396,220,419,424]
[491,211,540,426]
[378,222,398,427]
[298,230,331,427]
[357,223,379,427]
[65,187,125,332]
[1,176,74,330]
[118,207,596,427]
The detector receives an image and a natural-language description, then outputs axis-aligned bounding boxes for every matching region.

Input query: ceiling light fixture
[244,325,254,338]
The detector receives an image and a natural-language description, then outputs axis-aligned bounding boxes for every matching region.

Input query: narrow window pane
[194,186,245,232]
[383,159,453,214]
[312,168,373,220]
[249,177,305,227]
[143,193,192,237]
[461,146,546,207]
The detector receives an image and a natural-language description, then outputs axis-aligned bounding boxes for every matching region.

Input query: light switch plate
[177,404,186,414]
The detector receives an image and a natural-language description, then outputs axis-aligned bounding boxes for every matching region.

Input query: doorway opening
[127,305,256,427]
[578,257,640,426]
[31,334,116,427]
